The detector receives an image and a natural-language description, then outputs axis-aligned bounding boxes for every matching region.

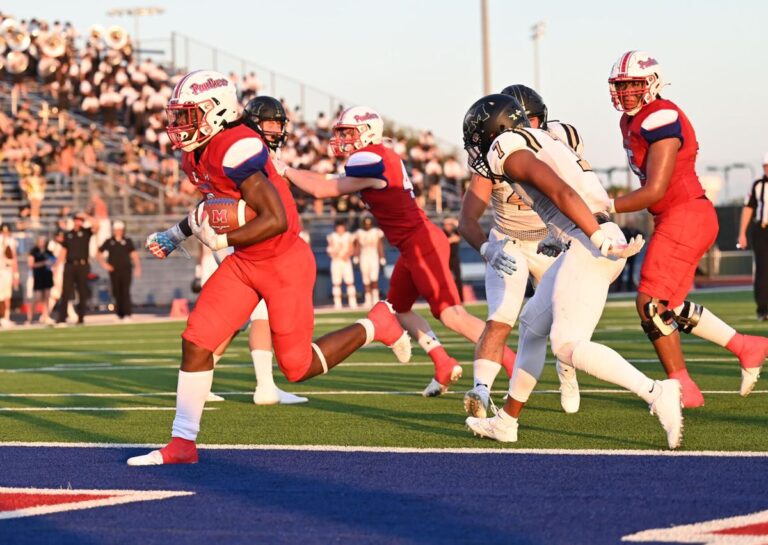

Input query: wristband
[169,222,190,243]
[609,198,616,214]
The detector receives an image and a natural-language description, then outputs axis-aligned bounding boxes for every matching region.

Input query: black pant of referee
[110,268,133,318]
[753,224,768,317]
[58,260,89,324]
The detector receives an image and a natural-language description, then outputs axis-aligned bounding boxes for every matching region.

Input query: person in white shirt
[354,216,385,307]
[0,223,20,328]
[327,220,357,309]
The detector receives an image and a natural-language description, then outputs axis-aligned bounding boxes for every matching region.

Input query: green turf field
[0,289,765,451]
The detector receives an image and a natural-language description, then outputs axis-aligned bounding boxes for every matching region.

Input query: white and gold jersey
[546,121,584,156]
[354,227,383,257]
[326,231,354,260]
[488,122,585,239]
[487,127,608,234]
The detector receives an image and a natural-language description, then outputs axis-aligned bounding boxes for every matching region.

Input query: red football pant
[183,239,317,381]
[638,197,718,308]
[388,223,462,319]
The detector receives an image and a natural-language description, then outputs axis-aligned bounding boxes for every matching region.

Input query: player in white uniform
[0,224,19,328]
[460,85,584,417]
[327,220,358,310]
[461,94,683,449]
[354,216,386,307]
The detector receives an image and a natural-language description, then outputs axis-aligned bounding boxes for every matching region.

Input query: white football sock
[252,349,275,389]
[473,358,502,390]
[171,370,214,441]
[372,288,380,304]
[355,318,374,346]
[332,286,342,309]
[347,285,358,308]
[570,341,657,404]
[674,303,736,348]
[364,291,372,307]
[508,366,538,403]
[417,330,441,354]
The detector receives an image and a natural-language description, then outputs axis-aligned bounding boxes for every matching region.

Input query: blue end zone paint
[1,447,767,545]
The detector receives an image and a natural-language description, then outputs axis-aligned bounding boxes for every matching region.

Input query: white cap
[763,152,768,165]
[113,220,125,230]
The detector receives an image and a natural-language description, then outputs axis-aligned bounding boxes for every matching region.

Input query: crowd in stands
[0,12,470,223]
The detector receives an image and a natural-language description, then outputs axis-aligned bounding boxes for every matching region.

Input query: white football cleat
[390,331,412,364]
[556,360,580,414]
[253,387,308,405]
[422,365,462,398]
[466,412,518,443]
[422,378,448,397]
[126,450,164,466]
[740,366,761,397]
[463,384,490,418]
[206,392,225,402]
[649,379,684,450]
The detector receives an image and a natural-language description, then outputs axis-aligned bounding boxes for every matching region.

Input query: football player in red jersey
[128,72,409,466]
[192,96,309,406]
[278,106,519,397]
[607,51,767,407]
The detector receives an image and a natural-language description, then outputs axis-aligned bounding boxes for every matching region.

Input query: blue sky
[5,0,767,200]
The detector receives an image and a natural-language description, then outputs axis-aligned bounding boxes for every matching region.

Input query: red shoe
[728,334,767,396]
[367,301,411,363]
[732,334,768,369]
[679,377,705,408]
[126,437,198,466]
[501,347,516,377]
[423,346,463,397]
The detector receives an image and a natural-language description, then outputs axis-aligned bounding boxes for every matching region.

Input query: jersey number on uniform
[401,162,416,199]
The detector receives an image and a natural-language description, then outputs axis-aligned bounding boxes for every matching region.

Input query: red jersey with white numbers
[345,143,432,248]
[182,123,299,260]
[620,98,705,216]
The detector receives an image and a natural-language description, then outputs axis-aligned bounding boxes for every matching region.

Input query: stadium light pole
[106,6,165,62]
[480,0,491,94]
[531,21,545,91]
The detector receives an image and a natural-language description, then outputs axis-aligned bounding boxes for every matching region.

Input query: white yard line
[0,407,217,412]
[0,357,742,373]
[0,388,762,399]
[0,441,765,457]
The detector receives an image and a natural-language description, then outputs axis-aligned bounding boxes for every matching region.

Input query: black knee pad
[674,300,703,334]
[641,299,678,341]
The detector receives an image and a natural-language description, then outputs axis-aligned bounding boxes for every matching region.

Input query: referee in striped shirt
[738,152,768,320]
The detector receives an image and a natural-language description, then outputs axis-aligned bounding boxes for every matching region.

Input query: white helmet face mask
[330,106,384,156]
[608,50,664,115]
[166,70,240,152]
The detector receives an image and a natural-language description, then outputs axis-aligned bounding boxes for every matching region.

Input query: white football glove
[537,223,571,258]
[272,157,288,177]
[189,208,229,251]
[480,237,517,278]
[145,223,188,260]
[590,230,645,259]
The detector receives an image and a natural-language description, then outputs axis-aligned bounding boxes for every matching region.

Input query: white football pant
[510,222,626,400]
